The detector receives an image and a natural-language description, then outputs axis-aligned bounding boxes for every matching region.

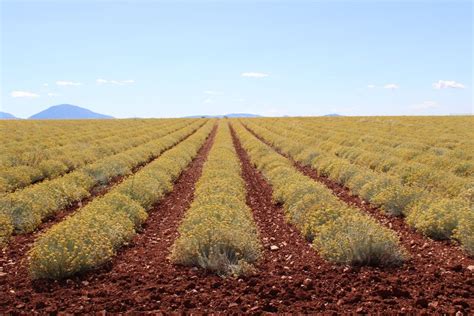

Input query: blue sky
[1,0,472,118]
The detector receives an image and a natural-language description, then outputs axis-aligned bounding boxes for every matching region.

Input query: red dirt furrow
[237,124,474,313]
[0,122,472,314]
[0,125,211,312]
[1,123,204,265]
[242,123,474,265]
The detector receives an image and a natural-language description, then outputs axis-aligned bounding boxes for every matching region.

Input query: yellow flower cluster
[0,214,13,246]
[242,117,473,256]
[171,122,262,276]
[28,121,214,279]
[233,121,407,266]
[0,120,206,234]
[0,119,196,193]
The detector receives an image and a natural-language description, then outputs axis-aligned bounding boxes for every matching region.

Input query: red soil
[239,123,474,312]
[2,123,204,264]
[0,123,472,313]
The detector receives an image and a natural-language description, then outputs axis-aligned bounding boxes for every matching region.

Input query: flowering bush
[171,123,262,276]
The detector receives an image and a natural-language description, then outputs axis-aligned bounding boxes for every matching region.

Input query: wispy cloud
[42,83,49,87]
[11,90,40,98]
[47,92,60,97]
[413,100,438,110]
[241,72,269,78]
[384,83,399,90]
[203,98,213,104]
[203,90,221,95]
[367,84,376,89]
[432,80,465,89]
[96,78,135,85]
[56,80,82,86]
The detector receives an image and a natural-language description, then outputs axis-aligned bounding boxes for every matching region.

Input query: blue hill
[0,111,17,119]
[29,104,113,120]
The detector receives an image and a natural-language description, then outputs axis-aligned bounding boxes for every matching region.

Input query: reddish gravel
[1,123,203,267]
[0,122,472,313]
[237,123,474,313]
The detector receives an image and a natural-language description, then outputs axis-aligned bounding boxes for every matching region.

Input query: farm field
[0,116,473,313]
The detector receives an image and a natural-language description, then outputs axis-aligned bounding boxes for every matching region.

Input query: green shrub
[313,214,407,266]
[407,198,469,240]
[102,193,148,228]
[454,210,474,256]
[359,176,396,202]
[0,196,40,233]
[0,214,13,246]
[39,159,69,179]
[171,123,261,276]
[117,173,170,209]
[371,184,421,216]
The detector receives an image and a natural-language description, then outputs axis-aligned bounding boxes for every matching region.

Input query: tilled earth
[0,123,473,314]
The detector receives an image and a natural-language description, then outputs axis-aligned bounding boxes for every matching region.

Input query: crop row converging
[241,118,473,256]
[28,121,214,279]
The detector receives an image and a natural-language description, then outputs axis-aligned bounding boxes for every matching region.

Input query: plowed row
[0,121,472,313]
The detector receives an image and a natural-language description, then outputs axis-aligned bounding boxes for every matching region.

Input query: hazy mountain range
[1,104,344,119]
[0,111,17,119]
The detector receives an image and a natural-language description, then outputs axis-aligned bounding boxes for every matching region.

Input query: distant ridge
[29,104,113,120]
[0,111,17,119]
[184,113,261,118]
[324,113,343,117]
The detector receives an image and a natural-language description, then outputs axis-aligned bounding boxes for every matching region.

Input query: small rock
[0,272,7,277]
[248,306,260,312]
[302,278,313,289]
[270,245,279,251]
[356,307,364,313]
[303,278,313,287]
[456,311,463,316]
[429,301,439,308]
[81,281,89,286]
[467,265,474,272]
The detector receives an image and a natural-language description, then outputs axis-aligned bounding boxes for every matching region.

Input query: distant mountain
[324,113,343,117]
[225,113,261,118]
[0,111,17,119]
[29,104,113,120]
[184,113,261,118]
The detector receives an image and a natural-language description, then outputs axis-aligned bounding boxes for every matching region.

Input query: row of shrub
[28,121,214,279]
[278,116,473,178]
[243,119,474,256]
[0,120,206,243]
[232,122,407,266]
[0,119,196,193]
[249,119,470,198]
[1,119,179,159]
[171,122,262,276]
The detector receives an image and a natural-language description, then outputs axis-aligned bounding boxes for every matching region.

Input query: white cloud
[11,90,40,98]
[367,84,376,89]
[96,79,135,85]
[432,80,465,89]
[47,92,60,97]
[203,90,221,95]
[384,83,399,90]
[56,80,82,86]
[241,72,269,78]
[413,100,438,110]
[42,83,49,87]
[203,98,213,104]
